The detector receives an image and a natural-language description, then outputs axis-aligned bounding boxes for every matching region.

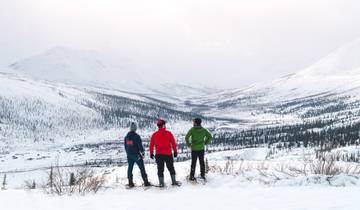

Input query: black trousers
[190,150,205,177]
[155,154,176,177]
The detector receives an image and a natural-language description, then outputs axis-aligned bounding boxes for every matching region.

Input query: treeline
[211,120,360,150]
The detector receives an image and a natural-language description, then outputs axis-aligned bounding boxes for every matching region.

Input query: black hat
[193,118,202,126]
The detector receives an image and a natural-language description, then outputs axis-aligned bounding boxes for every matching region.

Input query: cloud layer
[1,0,360,88]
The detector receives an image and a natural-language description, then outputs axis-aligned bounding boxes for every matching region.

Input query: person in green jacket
[185,118,212,181]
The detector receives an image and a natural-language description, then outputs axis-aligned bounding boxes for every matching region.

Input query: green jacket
[185,126,212,151]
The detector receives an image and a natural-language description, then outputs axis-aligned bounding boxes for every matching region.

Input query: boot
[127,177,135,188]
[171,175,181,186]
[158,176,165,188]
[188,176,196,181]
[143,177,151,187]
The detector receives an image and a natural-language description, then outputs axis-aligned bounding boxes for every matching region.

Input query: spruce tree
[69,173,76,186]
[32,180,36,189]
[2,174,7,190]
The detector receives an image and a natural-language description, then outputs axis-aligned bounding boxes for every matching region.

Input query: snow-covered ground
[1,148,360,210]
[2,185,359,210]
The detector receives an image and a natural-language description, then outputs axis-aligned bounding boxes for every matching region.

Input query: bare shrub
[275,162,299,177]
[24,180,36,190]
[73,167,106,194]
[208,160,236,174]
[43,165,106,196]
[222,160,235,174]
[288,164,307,176]
[208,160,253,175]
[208,151,360,186]
[310,152,341,176]
[256,161,270,177]
[341,164,360,175]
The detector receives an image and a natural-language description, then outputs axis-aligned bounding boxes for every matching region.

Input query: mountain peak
[299,38,360,76]
[43,46,101,59]
[9,46,108,84]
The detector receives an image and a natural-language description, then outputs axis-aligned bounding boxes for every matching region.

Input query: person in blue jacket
[124,122,151,187]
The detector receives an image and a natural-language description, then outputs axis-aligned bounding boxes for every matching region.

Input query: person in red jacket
[150,119,181,187]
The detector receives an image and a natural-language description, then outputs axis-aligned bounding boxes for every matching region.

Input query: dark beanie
[193,118,202,126]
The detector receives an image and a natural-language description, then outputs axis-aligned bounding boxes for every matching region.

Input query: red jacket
[150,128,177,155]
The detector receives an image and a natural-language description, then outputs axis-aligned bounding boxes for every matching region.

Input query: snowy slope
[7,47,220,102]
[8,47,157,94]
[190,39,360,127]
[221,38,360,102]
[10,47,108,84]
[0,71,223,172]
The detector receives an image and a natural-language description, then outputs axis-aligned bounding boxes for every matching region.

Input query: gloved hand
[173,151,178,158]
[139,153,145,160]
[150,153,155,159]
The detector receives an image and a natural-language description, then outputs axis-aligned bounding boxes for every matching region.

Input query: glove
[139,153,145,160]
[150,153,155,159]
[173,151,178,158]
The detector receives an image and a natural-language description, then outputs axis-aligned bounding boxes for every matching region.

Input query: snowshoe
[125,183,135,189]
[189,176,196,181]
[143,181,152,187]
[142,183,153,191]
[171,181,182,186]
[171,175,182,187]
[153,184,166,188]
[187,175,197,184]
[197,176,207,185]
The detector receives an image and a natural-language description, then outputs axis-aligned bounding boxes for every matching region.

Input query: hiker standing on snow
[185,118,212,181]
[124,122,151,188]
[150,119,181,187]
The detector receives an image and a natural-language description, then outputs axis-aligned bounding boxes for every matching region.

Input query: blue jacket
[124,131,145,156]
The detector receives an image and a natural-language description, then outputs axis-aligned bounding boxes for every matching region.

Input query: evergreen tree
[2,174,7,190]
[31,180,36,189]
[69,172,76,186]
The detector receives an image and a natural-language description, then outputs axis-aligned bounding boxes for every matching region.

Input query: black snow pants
[190,150,205,178]
[155,154,176,177]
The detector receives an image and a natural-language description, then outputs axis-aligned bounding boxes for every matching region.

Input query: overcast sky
[1,0,360,88]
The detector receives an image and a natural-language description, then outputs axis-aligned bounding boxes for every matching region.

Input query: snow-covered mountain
[2,39,360,172]
[10,47,109,85]
[0,70,225,171]
[0,47,227,171]
[190,38,360,128]
[7,47,220,101]
[0,71,213,146]
[201,38,360,102]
